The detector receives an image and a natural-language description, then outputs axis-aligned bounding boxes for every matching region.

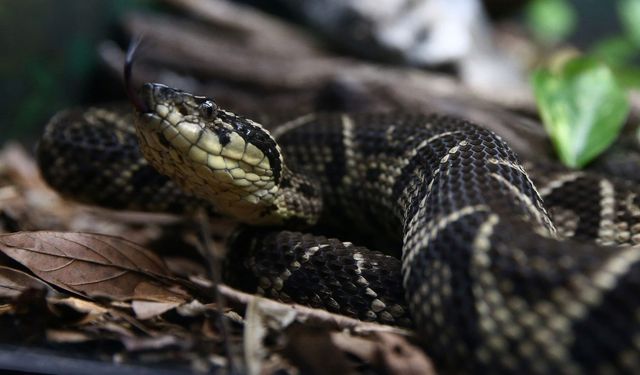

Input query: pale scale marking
[590,245,640,293]
[470,214,581,373]
[487,157,546,211]
[391,131,465,205]
[400,139,469,209]
[625,193,640,217]
[403,204,490,285]
[538,172,584,197]
[597,179,617,245]
[341,114,358,185]
[489,172,555,235]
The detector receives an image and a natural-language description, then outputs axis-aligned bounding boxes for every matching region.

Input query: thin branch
[194,210,243,374]
[217,284,414,338]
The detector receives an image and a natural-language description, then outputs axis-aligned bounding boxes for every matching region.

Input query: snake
[35,51,640,374]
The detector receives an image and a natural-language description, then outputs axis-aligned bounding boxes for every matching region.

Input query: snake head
[134,83,290,224]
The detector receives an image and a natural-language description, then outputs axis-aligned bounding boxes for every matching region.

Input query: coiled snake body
[37,82,640,373]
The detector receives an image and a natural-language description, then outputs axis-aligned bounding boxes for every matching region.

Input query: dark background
[0,0,622,145]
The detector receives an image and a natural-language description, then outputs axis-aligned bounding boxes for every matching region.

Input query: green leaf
[612,65,640,89]
[618,0,640,46]
[525,0,576,45]
[532,57,630,168]
[591,36,638,67]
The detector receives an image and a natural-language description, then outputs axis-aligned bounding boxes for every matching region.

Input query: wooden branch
[218,284,414,337]
[163,0,324,59]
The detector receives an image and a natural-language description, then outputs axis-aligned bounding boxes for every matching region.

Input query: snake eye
[199,100,218,120]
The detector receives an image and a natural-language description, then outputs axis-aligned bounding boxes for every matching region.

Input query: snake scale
[35,57,640,373]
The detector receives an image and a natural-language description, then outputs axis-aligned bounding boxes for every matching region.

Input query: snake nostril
[177,105,189,116]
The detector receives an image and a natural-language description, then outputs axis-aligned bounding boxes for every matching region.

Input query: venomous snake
[36,57,640,373]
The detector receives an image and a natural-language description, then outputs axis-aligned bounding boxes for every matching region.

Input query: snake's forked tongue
[124,37,149,113]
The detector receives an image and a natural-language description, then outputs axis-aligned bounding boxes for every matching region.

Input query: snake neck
[272,167,323,226]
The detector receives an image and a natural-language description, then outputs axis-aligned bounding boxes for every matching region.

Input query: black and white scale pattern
[38,109,640,374]
[262,113,640,373]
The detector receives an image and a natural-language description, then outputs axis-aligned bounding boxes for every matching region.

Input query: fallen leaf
[132,300,182,320]
[244,296,298,375]
[175,299,207,317]
[330,332,378,362]
[0,232,191,302]
[46,329,93,343]
[122,334,186,352]
[47,296,108,324]
[49,296,108,315]
[164,256,208,279]
[99,321,137,339]
[133,281,190,303]
[0,266,49,298]
[283,323,358,375]
[372,332,436,375]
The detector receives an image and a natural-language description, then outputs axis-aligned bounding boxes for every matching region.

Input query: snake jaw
[133,83,293,224]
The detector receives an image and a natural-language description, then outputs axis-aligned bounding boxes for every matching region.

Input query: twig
[194,210,243,374]
[217,284,414,338]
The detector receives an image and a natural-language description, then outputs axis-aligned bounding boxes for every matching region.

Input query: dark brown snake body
[37,85,640,373]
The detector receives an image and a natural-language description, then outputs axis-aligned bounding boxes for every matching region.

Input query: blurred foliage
[532,57,629,169]
[528,0,640,168]
[0,0,157,144]
[525,0,576,45]
[591,36,637,67]
[619,0,640,46]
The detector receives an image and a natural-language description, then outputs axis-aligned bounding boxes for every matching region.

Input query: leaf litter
[0,143,434,374]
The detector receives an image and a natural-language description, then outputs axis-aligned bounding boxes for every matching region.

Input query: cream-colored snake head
[133,83,296,225]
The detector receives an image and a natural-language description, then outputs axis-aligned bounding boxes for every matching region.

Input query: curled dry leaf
[283,324,357,375]
[331,331,437,375]
[0,231,191,303]
[47,296,109,324]
[49,296,108,315]
[132,300,182,320]
[372,333,436,375]
[121,334,185,352]
[244,296,298,375]
[46,329,93,344]
[0,266,49,298]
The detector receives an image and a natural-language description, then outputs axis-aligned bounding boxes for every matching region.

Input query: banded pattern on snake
[37,81,640,373]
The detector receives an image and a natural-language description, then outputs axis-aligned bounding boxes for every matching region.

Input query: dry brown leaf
[99,321,137,338]
[0,304,12,314]
[0,265,49,298]
[47,296,109,324]
[0,143,47,190]
[244,296,298,375]
[0,231,190,302]
[373,332,437,375]
[46,329,93,344]
[164,256,208,279]
[122,334,186,352]
[330,332,378,361]
[49,296,108,315]
[282,323,358,375]
[330,331,436,375]
[132,300,182,320]
[175,299,207,317]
